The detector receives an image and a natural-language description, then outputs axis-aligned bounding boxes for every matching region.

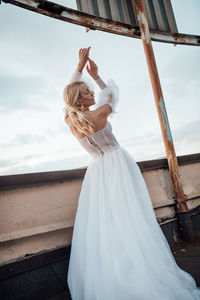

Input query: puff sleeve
[95,77,119,118]
[69,69,82,83]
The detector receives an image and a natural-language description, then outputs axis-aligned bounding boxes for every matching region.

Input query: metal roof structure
[76,0,178,33]
[1,0,200,46]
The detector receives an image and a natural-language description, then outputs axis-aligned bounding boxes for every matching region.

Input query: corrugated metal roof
[76,0,178,33]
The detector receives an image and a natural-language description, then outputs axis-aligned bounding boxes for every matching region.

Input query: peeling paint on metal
[159,98,172,142]
[140,12,150,44]
[137,11,150,44]
[168,153,173,163]
[121,28,129,33]
[61,11,78,21]
[151,33,199,46]
[134,0,190,216]
[152,34,174,42]
[18,0,39,7]
[2,0,200,46]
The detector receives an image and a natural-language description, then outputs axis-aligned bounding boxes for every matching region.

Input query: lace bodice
[77,121,119,158]
[64,69,120,158]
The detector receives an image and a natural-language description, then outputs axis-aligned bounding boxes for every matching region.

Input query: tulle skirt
[67,146,200,300]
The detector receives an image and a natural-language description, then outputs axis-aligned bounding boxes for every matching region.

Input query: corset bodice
[77,121,120,159]
[64,69,120,159]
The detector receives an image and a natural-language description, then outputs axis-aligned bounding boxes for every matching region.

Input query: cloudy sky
[0,0,200,175]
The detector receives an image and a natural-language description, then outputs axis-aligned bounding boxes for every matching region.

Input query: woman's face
[79,83,95,108]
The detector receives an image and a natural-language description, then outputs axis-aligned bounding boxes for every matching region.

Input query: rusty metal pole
[134,0,196,243]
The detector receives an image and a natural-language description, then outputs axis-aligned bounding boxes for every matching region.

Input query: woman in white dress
[63,47,200,300]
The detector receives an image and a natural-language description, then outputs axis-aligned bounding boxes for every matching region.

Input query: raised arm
[86,58,107,90]
[95,77,107,90]
[69,69,82,83]
[70,47,91,83]
[86,58,119,117]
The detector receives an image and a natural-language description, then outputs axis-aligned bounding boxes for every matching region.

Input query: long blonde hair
[63,81,95,136]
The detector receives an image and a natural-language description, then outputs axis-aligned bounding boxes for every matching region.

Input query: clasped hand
[77,47,99,81]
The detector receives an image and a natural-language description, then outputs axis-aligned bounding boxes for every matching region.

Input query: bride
[63,47,200,300]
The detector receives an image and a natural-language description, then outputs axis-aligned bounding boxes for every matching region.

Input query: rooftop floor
[1,239,200,300]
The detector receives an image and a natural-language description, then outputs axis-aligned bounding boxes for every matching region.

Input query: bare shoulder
[64,109,109,139]
[93,104,112,119]
[83,110,108,133]
[90,104,112,131]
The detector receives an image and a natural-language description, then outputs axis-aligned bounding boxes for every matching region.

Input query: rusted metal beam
[150,29,200,46]
[1,0,200,47]
[134,0,197,243]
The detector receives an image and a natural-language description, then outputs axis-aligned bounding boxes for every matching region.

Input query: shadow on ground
[1,240,200,300]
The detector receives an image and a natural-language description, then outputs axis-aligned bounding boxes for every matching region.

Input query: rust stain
[159,98,172,142]
[2,0,200,46]
[134,0,189,213]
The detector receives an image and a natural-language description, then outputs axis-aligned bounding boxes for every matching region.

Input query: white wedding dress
[65,70,200,300]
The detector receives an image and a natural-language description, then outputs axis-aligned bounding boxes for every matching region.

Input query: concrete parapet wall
[0,153,200,265]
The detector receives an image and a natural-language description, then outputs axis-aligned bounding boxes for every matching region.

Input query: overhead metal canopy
[1,0,200,46]
[76,0,178,33]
